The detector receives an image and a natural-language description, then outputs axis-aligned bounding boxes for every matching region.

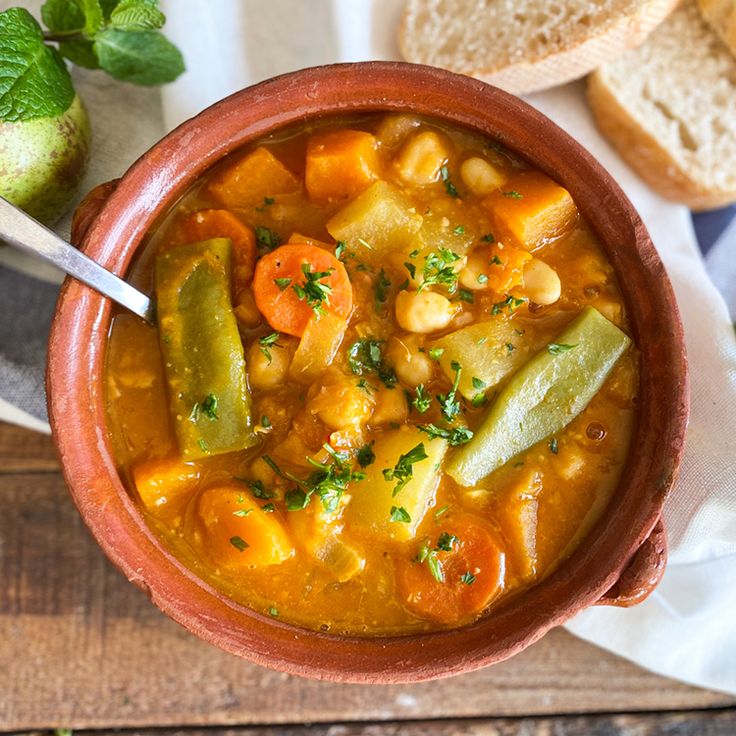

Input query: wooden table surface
[1,420,734,735]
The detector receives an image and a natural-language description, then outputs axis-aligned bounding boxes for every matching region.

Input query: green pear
[0,95,91,226]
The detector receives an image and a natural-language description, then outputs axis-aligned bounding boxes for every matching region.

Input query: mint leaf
[94,28,183,85]
[59,38,100,68]
[110,0,165,30]
[0,8,74,122]
[80,0,104,35]
[41,0,85,33]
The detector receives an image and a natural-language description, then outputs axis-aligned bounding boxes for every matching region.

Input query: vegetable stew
[105,113,638,635]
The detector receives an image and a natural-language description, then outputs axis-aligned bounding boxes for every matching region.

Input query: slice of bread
[698,0,736,55]
[588,1,736,210]
[398,0,679,95]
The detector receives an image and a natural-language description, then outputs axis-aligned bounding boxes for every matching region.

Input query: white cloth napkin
[159,0,736,694]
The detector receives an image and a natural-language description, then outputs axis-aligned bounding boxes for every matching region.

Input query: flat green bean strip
[156,238,256,459]
[447,307,631,486]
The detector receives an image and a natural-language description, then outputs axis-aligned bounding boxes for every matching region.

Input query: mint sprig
[0,0,184,123]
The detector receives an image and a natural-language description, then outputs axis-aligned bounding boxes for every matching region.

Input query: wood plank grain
[18,709,736,735]
[0,421,58,473]
[1,472,734,730]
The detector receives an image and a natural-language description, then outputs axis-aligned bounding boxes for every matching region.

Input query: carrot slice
[395,514,505,624]
[252,243,353,337]
[180,209,257,294]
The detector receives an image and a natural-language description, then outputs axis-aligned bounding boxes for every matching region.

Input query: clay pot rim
[46,62,689,683]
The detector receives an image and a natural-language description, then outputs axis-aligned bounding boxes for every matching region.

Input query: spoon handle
[0,197,155,324]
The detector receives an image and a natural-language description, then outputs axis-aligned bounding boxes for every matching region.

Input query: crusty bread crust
[697,0,736,55]
[587,70,736,210]
[398,0,680,95]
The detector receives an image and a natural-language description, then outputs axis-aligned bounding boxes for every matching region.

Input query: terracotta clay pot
[47,62,688,683]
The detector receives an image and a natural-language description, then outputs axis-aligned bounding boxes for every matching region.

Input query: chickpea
[247,338,295,391]
[396,131,450,186]
[307,369,374,431]
[386,335,433,388]
[522,258,561,306]
[375,114,422,148]
[371,385,409,426]
[395,289,457,334]
[458,248,492,291]
[459,156,507,195]
[233,289,262,328]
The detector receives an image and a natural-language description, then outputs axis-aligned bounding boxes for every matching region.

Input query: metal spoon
[0,196,155,324]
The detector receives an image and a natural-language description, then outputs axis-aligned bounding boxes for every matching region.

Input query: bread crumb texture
[588,0,736,209]
[399,0,678,92]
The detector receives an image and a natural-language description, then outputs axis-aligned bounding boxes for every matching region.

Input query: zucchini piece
[345,426,448,542]
[326,180,422,259]
[156,238,256,459]
[431,319,533,402]
[447,307,631,486]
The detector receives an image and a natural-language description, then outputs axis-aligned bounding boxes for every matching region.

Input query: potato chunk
[326,180,422,259]
[197,484,294,569]
[208,147,300,209]
[482,171,577,250]
[289,312,347,384]
[494,470,543,580]
[345,427,448,542]
[305,129,380,204]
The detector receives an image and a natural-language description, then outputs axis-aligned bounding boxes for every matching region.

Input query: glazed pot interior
[47,62,688,683]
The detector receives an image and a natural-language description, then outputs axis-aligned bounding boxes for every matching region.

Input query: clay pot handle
[596,518,667,607]
[70,179,120,247]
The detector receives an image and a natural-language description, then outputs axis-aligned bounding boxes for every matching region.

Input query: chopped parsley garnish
[233,508,253,517]
[460,571,476,585]
[418,423,473,446]
[471,376,486,390]
[419,247,462,293]
[490,255,502,265]
[274,277,291,291]
[255,225,282,251]
[268,606,279,617]
[335,240,347,259]
[437,361,462,422]
[348,339,397,388]
[189,393,219,423]
[409,248,420,258]
[471,393,488,408]
[404,261,416,279]
[292,263,334,318]
[383,442,428,497]
[390,505,411,523]
[506,343,515,353]
[492,294,526,315]
[261,415,271,428]
[434,505,449,520]
[477,273,488,284]
[230,536,249,552]
[265,448,364,514]
[503,190,523,199]
[437,531,460,551]
[237,478,277,500]
[440,165,459,198]
[549,437,559,454]
[255,196,275,211]
[261,503,276,513]
[415,531,461,583]
[481,233,495,242]
[197,438,208,453]
[548,342,578,355]
[453,225,465,235]
[412,384,432,414]
[374,269,391,313]
[357,443,376,468]
[258,332,282,364]
[428,347,444,361]
[456,288,474,304]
